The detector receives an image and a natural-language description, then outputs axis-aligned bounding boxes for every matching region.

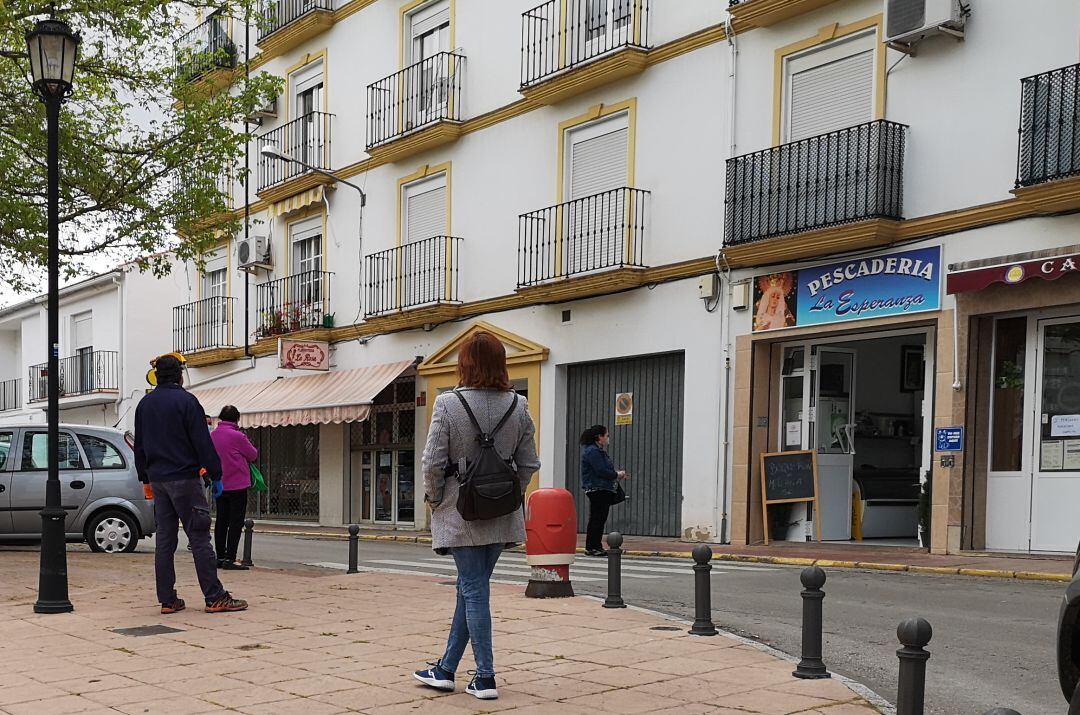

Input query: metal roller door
[565,352,684,537]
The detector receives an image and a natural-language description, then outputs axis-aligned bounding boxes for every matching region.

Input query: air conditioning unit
[246,95,277,124]
[238,235,272,270]
[884,0,966,47]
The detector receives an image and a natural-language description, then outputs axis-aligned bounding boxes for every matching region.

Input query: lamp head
[25,18,80,100]
[260,144,285,160]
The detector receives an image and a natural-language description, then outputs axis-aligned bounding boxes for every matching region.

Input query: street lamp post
[26,16,80,615]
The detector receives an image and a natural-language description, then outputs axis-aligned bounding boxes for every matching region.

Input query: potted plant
[917,479,931,549]
[289,306,302,333]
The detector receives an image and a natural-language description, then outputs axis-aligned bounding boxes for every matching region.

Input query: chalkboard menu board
[759,450,820,544]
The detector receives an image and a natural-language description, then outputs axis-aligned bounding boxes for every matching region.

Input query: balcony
[257,111,334,202]
[256,271,333,339]
[365,237,463,327]
[518,186,649,292]
[0,379,21,412]
[173,297,237,354]
[29,351,119,404]
[257,0,335,62]
[174,168,234,230]
[1012,63,1080,213]
[174,14,237,88]
[724,120,907,253]
[366,52,466,163]
[520,0,651,106]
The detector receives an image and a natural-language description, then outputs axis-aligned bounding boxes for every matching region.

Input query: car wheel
[86,510,139,554]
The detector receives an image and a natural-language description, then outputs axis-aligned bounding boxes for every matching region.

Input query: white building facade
[166,0,1080,554]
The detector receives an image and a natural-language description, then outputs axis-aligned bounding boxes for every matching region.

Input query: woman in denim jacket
[580,425,627,556]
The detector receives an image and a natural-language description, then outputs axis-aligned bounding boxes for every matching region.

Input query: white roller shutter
[411,1,450,39]
[405,181,446,243]
[789,49,874,142]
[569,127,629,200]
[72,312,93,350]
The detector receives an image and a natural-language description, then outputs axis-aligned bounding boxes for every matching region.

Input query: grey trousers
[152,478,226,605]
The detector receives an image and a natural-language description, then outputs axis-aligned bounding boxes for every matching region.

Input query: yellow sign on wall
[615,392,633,426]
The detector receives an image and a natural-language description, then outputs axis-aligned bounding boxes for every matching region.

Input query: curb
[252,529,1072,583]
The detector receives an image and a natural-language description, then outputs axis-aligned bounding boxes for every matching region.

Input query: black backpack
[452,389,523,521]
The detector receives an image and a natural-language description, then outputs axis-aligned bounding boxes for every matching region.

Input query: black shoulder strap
[453,389,518,439]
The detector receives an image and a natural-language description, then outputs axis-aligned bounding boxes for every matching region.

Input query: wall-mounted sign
[753,247,942,332]
[278,339,330,371]
[614,392,633,426]
[947,251,1080,294]
[935,426,964,452]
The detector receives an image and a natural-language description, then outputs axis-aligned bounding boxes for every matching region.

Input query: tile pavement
[0,550,880,714]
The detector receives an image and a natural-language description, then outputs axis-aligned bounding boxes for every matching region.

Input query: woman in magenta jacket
[210,405,258,570]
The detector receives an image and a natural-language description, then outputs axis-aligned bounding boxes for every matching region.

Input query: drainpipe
[714,251,733,544]
[112,275,124,413]
[243,7,252,358]
[952,300,962,390]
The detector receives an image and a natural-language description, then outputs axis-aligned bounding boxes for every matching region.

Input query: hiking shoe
[161,598,186,614]
[206,592,248,613]
[220,560,249,571]
[466,674,498,700]
[413,661,455,692]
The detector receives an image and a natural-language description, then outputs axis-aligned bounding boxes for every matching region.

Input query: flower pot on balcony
[290,320,302,333]
[322,313,335,328]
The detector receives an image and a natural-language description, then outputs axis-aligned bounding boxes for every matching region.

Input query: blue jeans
[440,543,504,677]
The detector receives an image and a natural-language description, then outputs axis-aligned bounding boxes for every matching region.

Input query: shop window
[375,411,394,445]
[991,317,1027,472]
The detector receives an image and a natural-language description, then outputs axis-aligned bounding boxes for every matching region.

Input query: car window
[78,434,125,469]
[21,432,85,471]
[0,432,11,470]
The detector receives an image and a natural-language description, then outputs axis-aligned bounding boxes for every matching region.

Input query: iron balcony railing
[367,52,465,150]
[1017,63,1080,188]
[0,379,21,412]
[28,351,119,403]
[259,0,334,41]
[518,186,649,287]
[725,120,907,246]
[521,0,650,88]
[174,14,237,84]
[365,236,463,317]
[173,296,236,353]
[256,271,332,337]
[175,168,233,223]
[258,111,333,192]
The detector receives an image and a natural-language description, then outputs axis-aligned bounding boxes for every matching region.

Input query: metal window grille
[0,379,21,412]
[259,0,334,41]
[365,236,463,317]
[255,271,332,337]
[28,351,119,402]
[257,111,333,192]
[518,186,649,287]
[174,14,237,84]
[244,425,320,521]
[520,0,650,88]
[724,119,907,246]
[173,297,236,353]
[367,52,465,150]
[1017,62,1080,188]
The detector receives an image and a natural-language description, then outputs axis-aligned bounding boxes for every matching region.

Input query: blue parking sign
[935,427,964,452]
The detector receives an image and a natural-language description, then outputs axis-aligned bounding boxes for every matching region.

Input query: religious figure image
[753,272,797,331]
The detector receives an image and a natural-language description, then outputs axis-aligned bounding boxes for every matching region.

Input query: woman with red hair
[413,331,540,700]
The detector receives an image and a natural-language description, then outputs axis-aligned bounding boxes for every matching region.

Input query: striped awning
[271,185,325,218]
[191,360,414,429]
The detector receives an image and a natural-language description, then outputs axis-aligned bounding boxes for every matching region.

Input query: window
[291,60,324,118]
[783,32,875,142]
[0,432,12,470]
[290,216,323,275]
[204,268,227,298]
[78,434,126,469]
[407,0,450,65]
[402,173,447,244]
[587,0,632,39]
[566,113,629,201]
[991,317,1027,472]
[21,432,84,471]
[71,311,94,395]
[290,60,325,169]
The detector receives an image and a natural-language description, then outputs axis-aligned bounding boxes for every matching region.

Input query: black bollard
[347,524,360,574]
[896,617,933,715]
[793,566,830,679]
[688,544,718,636]
[240,519,254,567]
[603,532,626,608]
[982,709,1022,715]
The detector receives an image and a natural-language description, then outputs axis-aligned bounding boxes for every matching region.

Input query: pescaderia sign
[752,246,941,332]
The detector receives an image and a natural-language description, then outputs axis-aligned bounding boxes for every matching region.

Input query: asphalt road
[210,533,1064,715]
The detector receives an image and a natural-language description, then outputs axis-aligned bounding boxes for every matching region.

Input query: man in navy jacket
[134,355,247,614]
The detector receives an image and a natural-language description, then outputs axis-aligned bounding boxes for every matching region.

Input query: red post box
[525,488,577,598]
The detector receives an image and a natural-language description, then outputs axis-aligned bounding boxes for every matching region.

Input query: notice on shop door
[1041,440,1064,470]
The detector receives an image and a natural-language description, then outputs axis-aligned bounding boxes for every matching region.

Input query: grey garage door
[565,352,685,537]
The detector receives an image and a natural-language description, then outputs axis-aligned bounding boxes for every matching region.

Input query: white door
[580,0,634,60]
[566,114,629,275]
[292,61,324,167]
[71,312,93,394]
[1030,316,1080,552]
[202,268,228,348]
[290,219,323,323]
[408,1,450,126]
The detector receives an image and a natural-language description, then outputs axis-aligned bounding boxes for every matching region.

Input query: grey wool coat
[422,387,541,551]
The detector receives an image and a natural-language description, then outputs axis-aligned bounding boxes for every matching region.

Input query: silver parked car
[0,424,155,553]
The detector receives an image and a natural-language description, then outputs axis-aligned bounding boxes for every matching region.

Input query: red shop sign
[947,253,1080,294]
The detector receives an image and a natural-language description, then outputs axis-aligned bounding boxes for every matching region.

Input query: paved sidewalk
[254,522,1075,582]
[0,550,879,714]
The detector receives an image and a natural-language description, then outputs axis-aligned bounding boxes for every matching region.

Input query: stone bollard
[240,519,254,567]
[603,532,626,609]
[347,524,360,574]
[896,617,933,715]
[793,566,829,679]
[688,545,718,636]
[982,709,1022,715]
